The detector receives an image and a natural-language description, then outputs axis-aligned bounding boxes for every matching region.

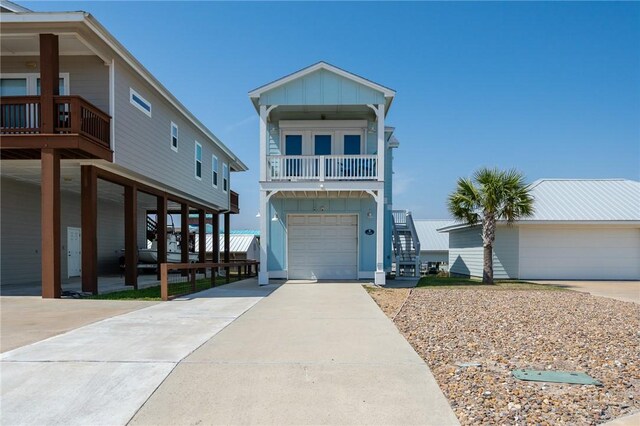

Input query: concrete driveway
[533,280,640,304]
[129,283,458,425]
[1,279,277,426]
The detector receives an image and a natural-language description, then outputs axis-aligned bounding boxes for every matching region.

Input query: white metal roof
[202,234,258,253]
[414,220,454,251]
[439,179,640,232]
[523,179,640,221]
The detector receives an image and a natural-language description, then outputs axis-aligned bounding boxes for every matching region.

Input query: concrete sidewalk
[533,280,640,304]
[130,283,459,425]
[0,278,277,426]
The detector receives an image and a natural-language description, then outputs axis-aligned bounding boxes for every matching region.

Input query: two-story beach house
[0,2,246,297]
[250,62,399,285]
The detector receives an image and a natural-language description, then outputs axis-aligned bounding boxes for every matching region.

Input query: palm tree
[448,168,534,284]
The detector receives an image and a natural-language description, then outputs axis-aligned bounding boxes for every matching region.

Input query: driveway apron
[0,279,275,426]
[130,283,459,425]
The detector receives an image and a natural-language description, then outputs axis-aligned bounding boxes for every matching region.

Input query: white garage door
[288,214,358,280]
[519,227,640,280]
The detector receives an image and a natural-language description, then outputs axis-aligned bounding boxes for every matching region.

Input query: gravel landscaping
[368,284,640,425]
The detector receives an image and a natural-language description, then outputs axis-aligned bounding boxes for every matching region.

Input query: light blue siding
[448,226,519,279]
[267,197,378,274]
[260,69,386,106]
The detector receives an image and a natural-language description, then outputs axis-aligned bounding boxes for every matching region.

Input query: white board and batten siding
[287,214,358,280]
[448,226,519,279]
[518,226,640,280]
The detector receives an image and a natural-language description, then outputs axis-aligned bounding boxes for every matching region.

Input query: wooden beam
[156,194,167,280]
[0,134,113,161]
[41,148,61,298]
[198,209,206,263]
[124,185,138,288]
[39,34,59,134]
[81,165,98,294]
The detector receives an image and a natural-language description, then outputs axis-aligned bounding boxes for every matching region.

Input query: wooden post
[124,185,138,289]
[81,165,98,294]
[39,34,59,134]
[212,213,219,263]
[190,267,196,292]
[224,212,230,280]
[198,209,206,263]
[41,148,61,298]
[156,194,167,280]
[160,263,168,301]
[181,203,189,276]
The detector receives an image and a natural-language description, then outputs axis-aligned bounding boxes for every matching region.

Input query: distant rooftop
[414,220,454,251]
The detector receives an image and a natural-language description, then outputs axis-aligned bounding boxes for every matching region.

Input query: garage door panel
[519,227,640,280]
[288,214,358,280]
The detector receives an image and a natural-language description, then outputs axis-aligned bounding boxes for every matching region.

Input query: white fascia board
[0,12,247,172]
[248,62,396,99]
[260,181,384,192]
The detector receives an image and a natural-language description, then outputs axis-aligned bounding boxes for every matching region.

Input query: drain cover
[512,369,602,386]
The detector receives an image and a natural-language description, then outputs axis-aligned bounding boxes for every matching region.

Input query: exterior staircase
[392,210,421,277]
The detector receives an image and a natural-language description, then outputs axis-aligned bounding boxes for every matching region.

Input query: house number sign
[365,229,375,235]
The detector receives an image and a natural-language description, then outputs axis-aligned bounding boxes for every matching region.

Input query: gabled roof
[248,61,395,112]
[439,178,640,232]
[0,0,31,13]
[414,220,454,251]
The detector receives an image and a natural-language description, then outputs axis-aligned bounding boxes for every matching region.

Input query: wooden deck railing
[230,190,240,213]
[0,95,111,148]
[160,260,259,301]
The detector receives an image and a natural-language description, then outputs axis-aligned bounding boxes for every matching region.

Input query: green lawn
[88,275,242,301]
[416,275,563,291]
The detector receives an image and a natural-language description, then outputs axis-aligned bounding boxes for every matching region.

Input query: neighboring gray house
[0,3,246,297]
[440,179,640,280]
[414,219,453,271]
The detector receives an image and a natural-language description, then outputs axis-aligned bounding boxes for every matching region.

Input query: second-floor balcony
[0,95,111,160]
[267,154,378,181]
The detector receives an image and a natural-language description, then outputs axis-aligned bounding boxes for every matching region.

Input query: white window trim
[337,130,365,155]
[223,162,228,193]
[280,129,365,155]
[212,154,219,188]
[194,141,202,180]
[0,72,70,95]
[312,131,334,155]
[130,87,152,117]
[170,121,178,152]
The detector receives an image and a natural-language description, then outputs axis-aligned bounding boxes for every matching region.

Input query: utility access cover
[512,369,602,386]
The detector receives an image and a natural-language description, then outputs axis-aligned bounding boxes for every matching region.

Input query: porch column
[81,165,98,294]
[224,212,230,277]
[212,213,220,263]
[376,103,385,182]
[156,194,167,280]
[124,185,138,289]
[198,209,206,263]
[375,188,386,285]
[258,190,268,285]
[259,105,267,182]
[181,203,189,266]
[39,34,59,134]
[41,148,61,298]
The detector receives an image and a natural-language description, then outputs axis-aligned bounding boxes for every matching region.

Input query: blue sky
[24,1,640,229]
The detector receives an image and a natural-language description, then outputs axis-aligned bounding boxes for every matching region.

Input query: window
[170,122,178,151]
[314,134,332,155]
[212,155,219,188]
[130,88,151,117]
[0,73,69,95]
[223,163,229,192]
[285,134,303,155]
[194,142,202,179]
[344,135,361,155]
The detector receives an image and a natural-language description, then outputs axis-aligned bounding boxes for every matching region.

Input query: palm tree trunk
[481,213,496,284]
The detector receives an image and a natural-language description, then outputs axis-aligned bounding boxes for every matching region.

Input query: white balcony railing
[267,155,378,181]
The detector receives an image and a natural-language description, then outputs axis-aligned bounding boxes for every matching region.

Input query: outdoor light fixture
[255,211,261,218]
[271,213,279,222]
[367,209,372,218]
